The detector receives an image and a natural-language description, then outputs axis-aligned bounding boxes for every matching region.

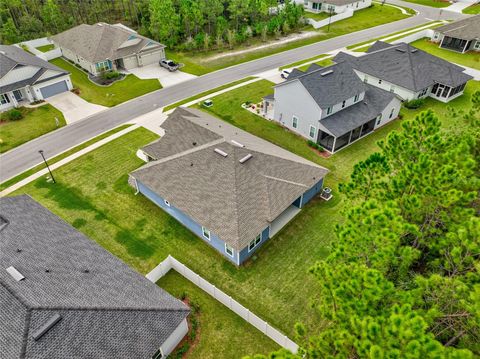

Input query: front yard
[410,38,480,70]
[462,3,480,14]
[0,104,66,153]
[400,0,450,7]
[168,3,410,75]
[50,58,162,107]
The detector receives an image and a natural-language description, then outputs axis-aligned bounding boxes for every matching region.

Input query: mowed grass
[410,38,480,70]
[50,58,161,107]
[36,44,55,52]
[0,105,66,153]
[304,11,331,21]
[158,272,279,358]
[400,0,450,7]
[168,3,410,75]
[463,3,480,14]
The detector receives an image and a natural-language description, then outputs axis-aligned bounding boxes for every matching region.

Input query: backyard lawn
[50,58,162,107]
[36,44,55,52]
[410,38,480,69]
[168,3,410,75]
[462,3,480,14]
[401,0,450,7]
[304,11,331,21]
[0,105,66,153]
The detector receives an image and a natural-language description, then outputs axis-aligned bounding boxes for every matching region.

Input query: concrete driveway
[46,92,107,124]
[128,64,197,88]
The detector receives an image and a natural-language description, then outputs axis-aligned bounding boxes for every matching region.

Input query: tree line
[248,93,480,358]
[0,0,305,51]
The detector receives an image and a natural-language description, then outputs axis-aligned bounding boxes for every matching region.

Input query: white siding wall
[160,318,188,356]
[0,66,39,87]
[273,81,322,140]
[374,97,401,129]
[354,70,417,100]
[320,91,365,119]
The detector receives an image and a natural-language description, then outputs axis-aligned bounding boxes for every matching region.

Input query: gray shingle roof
[435,15,480,41]
[320,84,397,137]
[277,61,366,108]
[131,108,329,250]
[50,23,165,63]
[334,42,473,92]
[0,195,189,359]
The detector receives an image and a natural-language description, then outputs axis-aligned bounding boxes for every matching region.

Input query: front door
[13,90,23,101]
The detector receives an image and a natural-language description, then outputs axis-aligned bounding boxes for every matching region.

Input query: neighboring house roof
[277,61,366,108]
[131,108,329,251]
[0,195,189,359]
[334,41,473,92]
[310,0,360,5]
[0,45,68,93]
[321,84,397,137]
[435,15,480,41]
[50,23,165,63]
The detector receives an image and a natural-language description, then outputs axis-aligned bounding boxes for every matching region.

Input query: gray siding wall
[301,178,324,207]
[320,91,365,120]
[238,227,270,264]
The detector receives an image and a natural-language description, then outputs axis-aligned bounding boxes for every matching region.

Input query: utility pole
[39,150,56,184]
[327,7,334,32]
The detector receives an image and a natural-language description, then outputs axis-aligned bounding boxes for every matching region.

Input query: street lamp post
[39,150,56,184]
[327,7,334,32]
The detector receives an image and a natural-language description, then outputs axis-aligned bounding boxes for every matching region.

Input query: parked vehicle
[280,70,291,79]
[160,59,179,72]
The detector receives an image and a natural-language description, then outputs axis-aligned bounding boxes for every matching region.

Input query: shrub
[404,99,425,109]
[102,71,120,80]
[5,109,23,121]
[307,140,324,152]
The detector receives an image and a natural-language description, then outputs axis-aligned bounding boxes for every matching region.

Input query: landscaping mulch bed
[88,73,125,86]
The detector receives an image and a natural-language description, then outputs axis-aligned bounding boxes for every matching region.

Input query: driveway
[128,64,197,88]
[46,92,107,124]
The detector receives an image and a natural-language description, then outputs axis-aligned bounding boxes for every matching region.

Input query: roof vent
[32,314,62,341]
[231,140,245,147]
[6,266,25,281]
[214,148,228,157]
[411,49,418,53]
[395,48,406,53]
[320,70,333,76]
[239,154,253,164]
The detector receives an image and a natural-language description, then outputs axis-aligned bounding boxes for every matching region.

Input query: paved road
[0,0,466,183]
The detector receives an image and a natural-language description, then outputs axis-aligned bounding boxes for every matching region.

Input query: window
[292,116,298,129]
[309,125,316,139]
[164,199,170,207]
[354,94,359,102]
[342,100,346,108]
[225,243,234,257]
[0,93,10,105]
[152,348,163,359]
[95,60,110,72]
[474,41,480,50]
[327,106,332,115]
[389,108,395,119]
[248,234,262,252]
[202,227,211,240]
[376,114,382,125]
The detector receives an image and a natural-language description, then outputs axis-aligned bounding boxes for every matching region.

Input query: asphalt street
[0,0,466,183]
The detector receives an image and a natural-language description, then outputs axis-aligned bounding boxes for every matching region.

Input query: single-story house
[264,60,401,153]
[432,15,480,53]
[129,108,329,265]
[50,23,166,76]
[298,0,371,13]
[0,45,72,112]
[334,41,473,103]
[0,195,189,359]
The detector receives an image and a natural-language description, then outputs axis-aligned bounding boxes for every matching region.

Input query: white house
[264,60,401,153]
[51,23,166,76]
[431,15,480,53]
[0,45,72,112]
[298,0,371,14]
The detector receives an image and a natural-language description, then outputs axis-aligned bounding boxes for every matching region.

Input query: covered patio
[318,118,376,153]
[440,36,472,53]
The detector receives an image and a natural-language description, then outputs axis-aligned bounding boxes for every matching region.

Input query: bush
[307,140,324,152]
[5,109,23,121]
[404,99,425,109]
[102,71,121,80]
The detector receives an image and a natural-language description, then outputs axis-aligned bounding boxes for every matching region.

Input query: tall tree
[148,0,180,47]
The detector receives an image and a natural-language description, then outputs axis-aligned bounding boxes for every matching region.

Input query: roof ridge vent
[395,48,406,53]
[214,148,228,157]
[32,314,62,341]
[239,154,253,164]
[6,266,25,281]
[320,70,333,76]
[411,48,418,53]
[231,140,245,147]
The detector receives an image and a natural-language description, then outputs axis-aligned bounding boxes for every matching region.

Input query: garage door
[39,80,68,99]
[139,51,162,66]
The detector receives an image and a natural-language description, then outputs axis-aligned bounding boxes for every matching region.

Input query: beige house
[51,23,166,75]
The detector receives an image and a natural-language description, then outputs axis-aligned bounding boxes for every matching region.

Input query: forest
[0,0,305,50]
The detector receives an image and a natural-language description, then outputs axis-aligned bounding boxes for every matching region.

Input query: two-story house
[0,45,72,112]
[264,60,401,153]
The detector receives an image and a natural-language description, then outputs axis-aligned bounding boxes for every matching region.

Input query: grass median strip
[0,124,132,192]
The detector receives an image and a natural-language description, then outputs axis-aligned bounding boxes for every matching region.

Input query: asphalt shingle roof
[131,108,329,250]
[50,23,165,63]
[334,42,473,92]
[435,15,480,41]
[0,195,189,359]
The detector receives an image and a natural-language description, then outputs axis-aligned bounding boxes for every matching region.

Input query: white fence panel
[392,29,434,44]
[307,9,353,29]
[214,288,232,308]
[230,299,250,321]
[197,276,216,296]
[183,265,201,284]
[249,311,268,333]
[146,257,172,282]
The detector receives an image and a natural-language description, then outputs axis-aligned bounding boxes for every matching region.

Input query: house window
[152,348,163,359]
[202,227,211,241]
[225,243,234,257]
[164,199,170,207]
[342,100,346,108]
[95,60,110,72]
[474,41,480,50]
[292,116,298,129]
[0,93,10,105]
[309,125,316,139]
[389,108,395,119]
[376,114,382,125]
[248,234,262,252]
[354,94,359,102]
[327,106,332,115]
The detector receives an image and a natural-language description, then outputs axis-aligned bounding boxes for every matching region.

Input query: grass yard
[36,44,55,52]
[168,3,410,75]
[50,58,161,107]
[410,38,480,69]
[463,3,480,14]
[0,105,66,153]
[304,11,331,21]
[158,272,279,358]
[298,57,334,71]
[400,0,450,7]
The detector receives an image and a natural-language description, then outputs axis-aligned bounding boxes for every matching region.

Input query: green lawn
[168,3,410,75]
[463,3,480,14]
[304,11,331,21]
[410,38,480,70]
[0,105,66,153]
[36,44,55,52]
[298,57,334,71]
[50,58,162,107]
[158,272,279,358]
[400,0,450,7]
